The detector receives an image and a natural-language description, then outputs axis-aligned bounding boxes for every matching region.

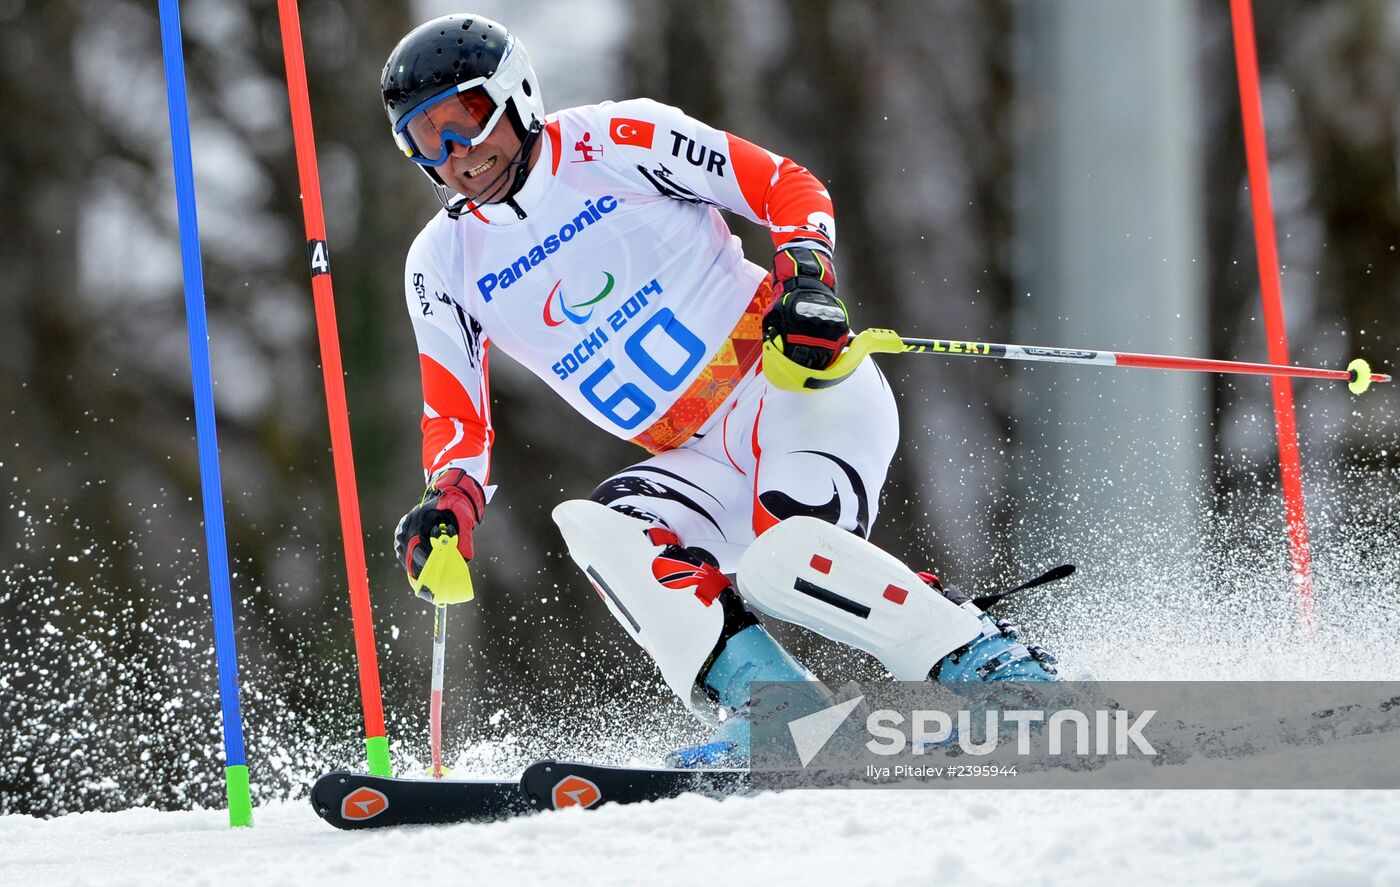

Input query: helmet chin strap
[434,121,542,221]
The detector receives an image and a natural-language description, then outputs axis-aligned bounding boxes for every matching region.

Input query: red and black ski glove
[763,245,850,370]
[393,467,486,582]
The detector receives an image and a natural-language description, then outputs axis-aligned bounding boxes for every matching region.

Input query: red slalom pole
[1230,0,1315,622]
[276,0,391,775]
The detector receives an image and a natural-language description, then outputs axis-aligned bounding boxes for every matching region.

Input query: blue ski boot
[667,621,819,768]
[916,570,1062,749]
[656,540,819,769]
[921,571,1060,683]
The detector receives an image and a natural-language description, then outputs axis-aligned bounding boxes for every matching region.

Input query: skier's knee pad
[736,517,984,680]
[553,499,742,722]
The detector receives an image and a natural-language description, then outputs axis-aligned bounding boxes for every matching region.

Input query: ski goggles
[393,78,508,167]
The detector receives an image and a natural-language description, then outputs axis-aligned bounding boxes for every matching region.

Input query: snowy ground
[6,467,1400,884]
[4,787,1398,886]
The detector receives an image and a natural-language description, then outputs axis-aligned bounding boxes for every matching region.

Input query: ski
[310,770,529,829]
[519,759,749,811]
[312,691,1400,830]
[310,761,750,830]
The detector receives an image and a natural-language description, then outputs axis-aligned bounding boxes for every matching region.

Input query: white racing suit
[405,96,899,551]
[403,99,903,756]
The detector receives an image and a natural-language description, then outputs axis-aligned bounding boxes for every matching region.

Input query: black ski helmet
[381,15,544,208]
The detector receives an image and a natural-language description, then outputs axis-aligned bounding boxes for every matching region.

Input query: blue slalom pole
[157,0,253,828]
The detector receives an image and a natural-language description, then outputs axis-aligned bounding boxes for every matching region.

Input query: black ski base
[311,760,750,830]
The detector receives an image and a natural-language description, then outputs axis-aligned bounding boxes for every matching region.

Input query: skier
[383,14,1057,767]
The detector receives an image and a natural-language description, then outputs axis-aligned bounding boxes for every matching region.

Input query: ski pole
[415,527,474,778]
[763,329,1391,395]
[429,603,448,778]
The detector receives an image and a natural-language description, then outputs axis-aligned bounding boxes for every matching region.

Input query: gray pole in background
[1012,1,1206,561]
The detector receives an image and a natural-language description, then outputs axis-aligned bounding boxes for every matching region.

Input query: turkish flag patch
[609,117,655,148]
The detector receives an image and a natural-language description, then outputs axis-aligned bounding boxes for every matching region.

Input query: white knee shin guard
[553,499,725,721]
[736,517,983,680]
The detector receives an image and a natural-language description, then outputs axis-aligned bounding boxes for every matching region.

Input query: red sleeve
[405,220,494,487]
[725,133,835,252]
[419,347,494,481]
[593,98,837,254]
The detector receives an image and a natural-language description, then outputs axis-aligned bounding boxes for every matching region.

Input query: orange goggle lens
[400,86,500,165]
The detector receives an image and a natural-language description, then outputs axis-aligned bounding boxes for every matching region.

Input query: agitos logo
[543,272,616,327]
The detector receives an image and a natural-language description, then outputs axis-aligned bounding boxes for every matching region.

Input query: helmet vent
[522,79,532,96]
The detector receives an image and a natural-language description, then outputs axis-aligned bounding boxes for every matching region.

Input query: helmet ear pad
[506,97,531,141]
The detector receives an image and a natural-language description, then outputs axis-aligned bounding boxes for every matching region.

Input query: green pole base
[366,734,392,777]
[225,764,253,828]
